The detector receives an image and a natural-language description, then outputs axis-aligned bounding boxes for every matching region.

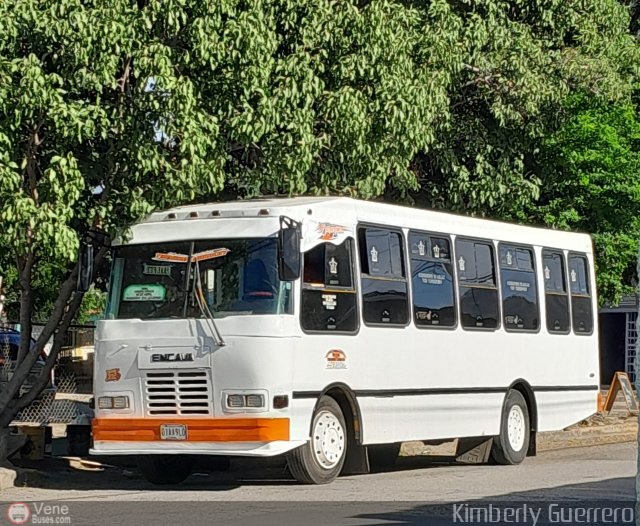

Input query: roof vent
[258,208,270,216]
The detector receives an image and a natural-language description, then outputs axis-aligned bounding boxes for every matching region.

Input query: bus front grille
[143,370,212,416]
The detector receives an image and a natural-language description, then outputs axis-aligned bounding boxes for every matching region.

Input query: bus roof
[138,197,593,253]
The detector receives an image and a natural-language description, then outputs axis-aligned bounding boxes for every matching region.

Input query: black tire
[138,455,194,485]
[67,425,91,457]
[491,390,530,465]
[368,443,401,469]
[286,396,347,484]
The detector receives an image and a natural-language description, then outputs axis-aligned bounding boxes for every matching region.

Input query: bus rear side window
[456,239,499,330]
[358,227,409,326]
[542,250,570,334]
[499,245,539,332]
[568,254,593,334]
[409,232,456,328]
[301,240,358,333]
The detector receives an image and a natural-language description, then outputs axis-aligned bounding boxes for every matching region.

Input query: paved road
[1,443,636,525]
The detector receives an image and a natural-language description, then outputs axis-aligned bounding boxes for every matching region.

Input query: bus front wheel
[138,455,194,485]
[491,389,530,465]
[287,395,347,484]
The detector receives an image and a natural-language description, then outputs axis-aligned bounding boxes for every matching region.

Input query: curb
[400,420,638,458]
[537,422,637,452]
[0,467,17,491]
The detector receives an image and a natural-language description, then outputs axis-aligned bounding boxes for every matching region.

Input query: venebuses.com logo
[7,502,72,524]
[7,503,30,525]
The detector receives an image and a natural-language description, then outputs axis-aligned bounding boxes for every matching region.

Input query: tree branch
[0,247,108,427]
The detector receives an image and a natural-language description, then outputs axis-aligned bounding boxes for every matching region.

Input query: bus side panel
[356,394,503,444]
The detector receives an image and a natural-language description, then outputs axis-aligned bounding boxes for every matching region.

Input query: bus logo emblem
[325,350,347,370]
[151,353,194,362]
[105,368,121,382]
[316,223,348,241]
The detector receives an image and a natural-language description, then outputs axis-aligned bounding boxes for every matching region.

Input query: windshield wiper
[193,261,226,347]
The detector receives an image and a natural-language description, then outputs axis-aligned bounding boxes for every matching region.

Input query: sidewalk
[401,394,638,457]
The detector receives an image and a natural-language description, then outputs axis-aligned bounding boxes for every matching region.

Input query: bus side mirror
[278,217,301,281]
[77,243,94,292]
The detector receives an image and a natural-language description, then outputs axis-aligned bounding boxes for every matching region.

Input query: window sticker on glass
[122,284,166,302]
[143,264,172,276]
[153,252,189,263]
[322,294,337,310]
[192,248,231,262]
[419,271,445,285]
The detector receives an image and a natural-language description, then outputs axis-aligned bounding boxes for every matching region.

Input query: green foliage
[75,287,107,324]
[529,97,640,304]
[0,0,638,312]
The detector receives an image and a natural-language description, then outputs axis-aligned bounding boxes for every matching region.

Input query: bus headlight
[223,391,267,412]
[245,394,265,408]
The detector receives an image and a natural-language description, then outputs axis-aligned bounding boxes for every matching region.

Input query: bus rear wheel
[491,390,530,465]
[138,454,194,485]
[287,395,347,484]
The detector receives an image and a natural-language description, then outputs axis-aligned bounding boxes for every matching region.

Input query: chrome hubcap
[312,410,345,469]
[507,405,526,451]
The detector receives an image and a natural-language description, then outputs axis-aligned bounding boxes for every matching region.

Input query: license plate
[160,424,187,441]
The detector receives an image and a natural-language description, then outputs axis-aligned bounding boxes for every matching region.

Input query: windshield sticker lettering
[143,264,172,276]
[152,248,230,264]
[122,284,166,302]
[192,248,230,262]
[153,252,189,263]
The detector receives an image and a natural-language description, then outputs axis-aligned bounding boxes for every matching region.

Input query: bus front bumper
[91,417,303,457]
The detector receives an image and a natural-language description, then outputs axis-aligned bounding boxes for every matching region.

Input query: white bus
[91,197,599,484]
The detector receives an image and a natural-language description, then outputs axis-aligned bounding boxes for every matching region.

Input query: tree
[0,0,637,463]
[527,97,640,304]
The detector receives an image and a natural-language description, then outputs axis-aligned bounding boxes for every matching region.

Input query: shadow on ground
[0,477,635,526]
[12,452,468,491]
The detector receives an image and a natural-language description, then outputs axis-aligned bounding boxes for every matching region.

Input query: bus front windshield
[106,238,293,320]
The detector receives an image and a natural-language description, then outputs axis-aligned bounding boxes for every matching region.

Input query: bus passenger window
[542,250,570,334]
[568,254,593,334]
[499,245,539,332]
[300,240,358,333]
[456,239,499,329]
[409,232,456,328]
[358,227,409,326]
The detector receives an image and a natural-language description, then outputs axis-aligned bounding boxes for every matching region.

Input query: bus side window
[568,254,593,334]
[542,250,570,334]
[499,245,539,332]
[358,227,409,326]
[300,240,358,333]
[409,232,456,328]
[455,239,499,330]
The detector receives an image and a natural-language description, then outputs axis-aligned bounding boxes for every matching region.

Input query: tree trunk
[0,426,10,467]
[0,246,107,442]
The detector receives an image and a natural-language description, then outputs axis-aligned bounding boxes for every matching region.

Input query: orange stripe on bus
[92,418,290,442]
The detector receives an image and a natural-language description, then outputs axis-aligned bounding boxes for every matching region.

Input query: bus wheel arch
[321,384,370,474]
[508,379,537,457]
